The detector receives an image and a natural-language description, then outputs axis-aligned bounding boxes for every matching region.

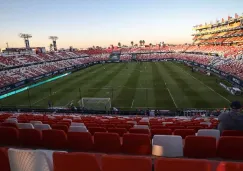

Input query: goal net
[80,98,111,110]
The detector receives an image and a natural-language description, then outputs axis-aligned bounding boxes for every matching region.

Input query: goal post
[80,98,111,110]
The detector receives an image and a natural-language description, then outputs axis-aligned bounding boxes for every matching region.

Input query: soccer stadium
[0,1,243,171]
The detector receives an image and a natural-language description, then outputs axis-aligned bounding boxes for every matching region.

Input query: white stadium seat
[4,119,18,124]
[152,135,183,157]
[197,129,220,141]
[68,126,88,132]
[17,123,34,129]
[30,121,43,125]
[133,125,149,129]
[34,124,51,131]
[71,122,85,126]
[8,148,53,171]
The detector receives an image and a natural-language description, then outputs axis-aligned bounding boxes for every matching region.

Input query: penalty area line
[173,63,230,103]
[166,87,178,108]
[131,99,135,108]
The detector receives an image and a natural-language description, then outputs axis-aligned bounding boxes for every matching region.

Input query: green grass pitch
[1,62,243,110]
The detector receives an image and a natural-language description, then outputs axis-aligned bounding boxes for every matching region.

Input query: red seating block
[107,128,127,137]
[0,127,19,146]
[0,148,10,171]
[184,136,216,158]
[102,155,152,171]
[174,129,196,139]
[217,136,243,160]
[217,161,243,171]
[155,158,211,171]
[53,152,101,171]
[151,129,172,137]
[42,130,67,149]
[94,132,121,153]
[51,124,68,133]
[19,129,42,147]
[67,132,93,151]
[88,127,106,135]
[129,128,150,135]
[122,133,151,155]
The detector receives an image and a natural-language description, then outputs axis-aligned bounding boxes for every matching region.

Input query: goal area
[80,98,111,110]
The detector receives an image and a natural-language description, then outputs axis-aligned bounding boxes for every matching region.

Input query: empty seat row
[2,148,243,171]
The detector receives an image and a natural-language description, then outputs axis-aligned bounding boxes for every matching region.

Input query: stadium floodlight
[49,36,58,51]
[80,98,111,110]
[19,33,32,48]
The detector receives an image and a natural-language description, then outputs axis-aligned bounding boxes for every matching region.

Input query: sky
[0,0,242,50]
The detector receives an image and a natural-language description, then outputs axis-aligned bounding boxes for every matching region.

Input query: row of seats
[1,148,243,171]
[1,127,243,159]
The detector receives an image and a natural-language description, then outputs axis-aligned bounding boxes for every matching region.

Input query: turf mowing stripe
[53,63,119,106]
[173,62,230,103]
[152,62,176,109]
[81,63,127,98]
[115,63,142,108]
[28,64,115,107]
[163,62,212,108]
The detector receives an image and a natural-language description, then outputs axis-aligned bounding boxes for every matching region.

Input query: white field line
[173,63,230,103]
[166,87,178,108]
[32,89,62,105]
[131,99,135,108]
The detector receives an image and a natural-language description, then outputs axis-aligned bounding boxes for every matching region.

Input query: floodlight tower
[49,36,58,51]
[19,33,32,48]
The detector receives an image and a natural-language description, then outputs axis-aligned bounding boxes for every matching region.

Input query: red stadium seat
[154,158,211,171]
[107,128,127,137]
[184,136,217,158]
[102,155,152,171]
[174,129,196,139]
[187,126,205,132]
[122,133,151,155]
[53,152,101,171]
[42,130,67,149]
[51,124,69,133]
[217,136,243,160]
[0,148,10,171]
[0,123,18,129]
[222,130,243,136]
[129,128,150,135]
[0,127,19,146]
[19,129,42,147]
[94,132,121,153]
[88,127,106,135]
[168,126,185,131]
[216,161,243,171]
[67,132,94,151]
[151,129,172,137]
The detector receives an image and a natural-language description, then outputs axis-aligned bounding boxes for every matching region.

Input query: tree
[131,41,134,47]
[139,40,143,46]
[149,43,152,46]
[118,42,121,47]
[142,40,145,45]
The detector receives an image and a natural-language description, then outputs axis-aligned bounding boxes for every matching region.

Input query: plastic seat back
[17,123,34,129]
[122,133,151,155]
[153,135,183,157]
[8,149,53,171]
[217,136,243,160]
[42,130,67,149]
[184,136,216,158]
[68,126,88,132]
[102,155,152,171]
[155,158,211,171]
[94,132,121,153]
[67,132,93,151]
[19,129,42,147]
[53,152,101,171]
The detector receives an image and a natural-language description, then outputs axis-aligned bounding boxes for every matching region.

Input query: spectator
[218,101,243,134]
